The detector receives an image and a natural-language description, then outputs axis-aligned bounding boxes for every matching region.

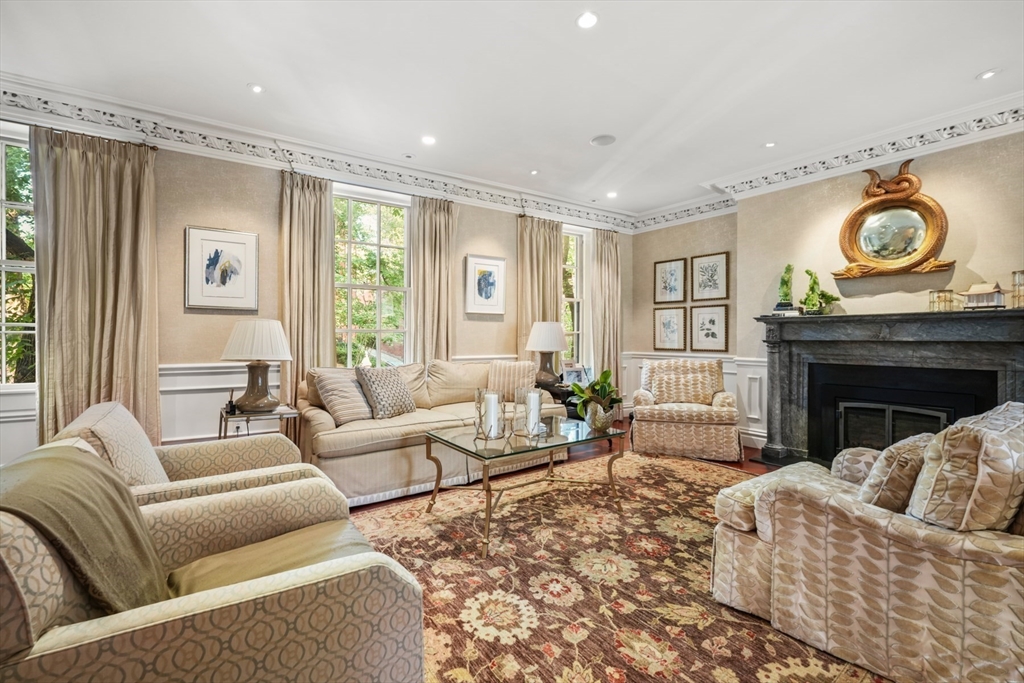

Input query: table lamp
[525,321,569,386]
[221,319,293,413]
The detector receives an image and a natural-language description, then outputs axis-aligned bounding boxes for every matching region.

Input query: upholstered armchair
[53,402,320,505]
[631,359,741,462]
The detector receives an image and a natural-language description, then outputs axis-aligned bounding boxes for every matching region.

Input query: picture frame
[654,258,686,304]
[691,305,728,353]
[563,368,585,386]
[185,226,258,310]
[690,251,729,301]
[465,254,506,315]
[653,307,686,351]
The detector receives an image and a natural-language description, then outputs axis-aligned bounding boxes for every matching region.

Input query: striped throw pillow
[313,368,373,427]
[487,360,537,402]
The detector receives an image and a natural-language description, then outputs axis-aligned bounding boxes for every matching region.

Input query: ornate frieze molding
[634,197,737,232]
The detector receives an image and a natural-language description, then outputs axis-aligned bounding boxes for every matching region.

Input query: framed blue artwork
[185,226,259,310]
[465,254,506,315]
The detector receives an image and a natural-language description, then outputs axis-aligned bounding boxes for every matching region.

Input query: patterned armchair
[0,473,424,682]
[53,402,321,505]
[631,359,741,461]
[711,402,1024,683]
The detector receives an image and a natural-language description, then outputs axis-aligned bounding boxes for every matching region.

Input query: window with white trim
[1,137,35,384]
[561,232,583,364]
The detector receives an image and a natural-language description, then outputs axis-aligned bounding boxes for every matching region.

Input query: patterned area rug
[352,453,889,683]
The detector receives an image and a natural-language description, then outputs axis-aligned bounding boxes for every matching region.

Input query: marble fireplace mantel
[754,309,1024,465]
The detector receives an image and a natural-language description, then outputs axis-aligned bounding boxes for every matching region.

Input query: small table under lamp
[221,319,293,413]
[525,321,569,386]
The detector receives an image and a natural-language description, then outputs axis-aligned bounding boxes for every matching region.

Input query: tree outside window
[2,141,35,384]
[561,233,582,364]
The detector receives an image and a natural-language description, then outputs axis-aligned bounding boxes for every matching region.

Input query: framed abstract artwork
[691,305,728,353]
[465,254,506,315]
[654,258,686,304]
[690,251,729,301]
[185,226,258,310]
[653,307,686,351]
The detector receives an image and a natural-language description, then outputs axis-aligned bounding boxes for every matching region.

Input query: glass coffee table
[424,417,628,558]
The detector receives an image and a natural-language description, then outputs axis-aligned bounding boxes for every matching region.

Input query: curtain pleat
[517,216,563,362]
[280,171,334,447]
[31,126,161,444]
[592,229,622,387]
[410,197,456,363]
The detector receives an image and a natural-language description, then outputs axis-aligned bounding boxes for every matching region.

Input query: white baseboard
[740,428,767,449]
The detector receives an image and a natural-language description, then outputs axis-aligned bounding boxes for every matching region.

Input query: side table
[219,405,300,439]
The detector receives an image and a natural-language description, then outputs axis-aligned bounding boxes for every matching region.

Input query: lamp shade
[221,319,293,362]
[525,321,569,352]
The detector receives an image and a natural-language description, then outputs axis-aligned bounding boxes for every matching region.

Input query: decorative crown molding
[634,197,737,233]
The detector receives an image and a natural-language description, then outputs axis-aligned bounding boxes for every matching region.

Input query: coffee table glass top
[427,417,625,460]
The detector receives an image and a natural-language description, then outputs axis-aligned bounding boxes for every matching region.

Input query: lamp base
[235,360,280,413]
[535,351,559,386]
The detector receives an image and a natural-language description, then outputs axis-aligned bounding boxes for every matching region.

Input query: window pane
[380,247,405,287]
[562,266,576,299]
[562,334,576,362]
[350,244,378,285]
[5,209,35,261]
[381,290,405,330]
[335,333,351,368]
[351,289,377,329]
[561,301,579,334]
[381,333,405,367]
[333,197,348,241]
[334,241,348,284]
[334,288,349,330]
[380,205,405,247]
[4,271,34,323]
[351,202,378,243]
[3,330,35,384]
[563,235,576,267]
[353,333,378,367]
[5,145,32,204]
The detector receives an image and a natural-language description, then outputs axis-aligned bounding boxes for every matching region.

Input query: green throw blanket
[0,446,169,613]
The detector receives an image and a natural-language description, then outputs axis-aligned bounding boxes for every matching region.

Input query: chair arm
[142,478,349,571]
[632,389,655,407]
[712,391,736,409]
[6,553,423,683]
[130,463,330,506]
[154,434,300,481]
[830,446,882,485]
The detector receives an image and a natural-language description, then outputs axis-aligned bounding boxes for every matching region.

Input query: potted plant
[800,269,841,315]
[570,369,623,432]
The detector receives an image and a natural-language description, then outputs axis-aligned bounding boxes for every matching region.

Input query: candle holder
[1012,270,1024,309]
[510,387,546,444]
[928,289,956,312]
[474,389,510,445]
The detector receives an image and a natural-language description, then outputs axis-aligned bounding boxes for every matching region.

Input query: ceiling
[1,1,1022,215]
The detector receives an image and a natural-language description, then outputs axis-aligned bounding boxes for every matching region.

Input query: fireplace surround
[755,309,1024,465]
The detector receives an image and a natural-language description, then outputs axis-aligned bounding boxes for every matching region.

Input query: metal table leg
[606,433,626,513]
[425,437,443,513]
[481,462,492,559]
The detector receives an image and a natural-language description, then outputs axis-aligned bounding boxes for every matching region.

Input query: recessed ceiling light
[530,170,539,175]
[606,192,617,198]
[764,142,776,148]
[402,153,416,160]
[590,134,616,147]
[576,11,598,29]
[247,83,264,94]
[421,136,436,145]
[976,68,1001,80]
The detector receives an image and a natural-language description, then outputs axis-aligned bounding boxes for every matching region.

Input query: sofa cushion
[830,447,880,486]
[427,360,490,406]
[313,368,373,427]
[857,432,933,512]
[648,360,723,405]
[487,360,536,401]
[397,363,431,409]
[313,409,463,460]
[906,403,1024,531]
[356,367,417,419]
[305,369,325,408]
[633,403,738,424]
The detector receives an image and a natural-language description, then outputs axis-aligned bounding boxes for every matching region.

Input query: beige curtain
[410,197,456,363]
[31,127,161,444]
[592,229,622,387]
[517,216,563,361]
[280,171,334,444]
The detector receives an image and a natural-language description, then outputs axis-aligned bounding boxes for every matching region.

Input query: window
[561,232,582,364]
[333,196,408,367]
[1,139,35,384]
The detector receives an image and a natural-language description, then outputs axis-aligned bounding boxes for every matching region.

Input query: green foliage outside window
[3,143,36,384]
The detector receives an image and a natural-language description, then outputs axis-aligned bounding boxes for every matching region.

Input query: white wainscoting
[450,354,519,362]
[0,385,38,465]
[620,351,767,449]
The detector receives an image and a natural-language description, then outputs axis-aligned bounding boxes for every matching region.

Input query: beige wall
[155,150,282,364]
[736,132,1024,357]
[628,213,738,353]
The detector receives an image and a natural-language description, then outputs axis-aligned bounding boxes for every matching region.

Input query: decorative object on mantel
[690,251,729,301]
[570,368,622,432]
[465,254,506,315]
[832,160,954,279]
[185,226,259,310]
[1012,270,1024,309]
[928,289,958,312]
[653,258,686,303]
[799,270,840,315]
[691,304,728,352]
[960,283,1008,310]
[221,319,293,413]
[653,307,686,350]
[768,264,801,316]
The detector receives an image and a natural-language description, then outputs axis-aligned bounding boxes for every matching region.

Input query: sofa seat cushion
[715,462,852,532]
[313,409,463,460]
[168,519,372,597]
[431,399,564,426]
[634,403,738,425]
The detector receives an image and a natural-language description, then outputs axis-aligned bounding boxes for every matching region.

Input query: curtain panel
[410,197,456,363]
[516,216,563,361]
[280,171,334,445]
[592,229,621,387]
[30,127,161,444]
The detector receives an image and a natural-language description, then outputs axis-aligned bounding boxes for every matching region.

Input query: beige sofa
[298,361,567,506]
[711,402,1024,683]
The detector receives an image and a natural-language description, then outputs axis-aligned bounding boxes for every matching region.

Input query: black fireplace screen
[839,402,948,452]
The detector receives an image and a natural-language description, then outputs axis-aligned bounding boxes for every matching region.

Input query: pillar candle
[483,392,501,438]
[526,390,541,435]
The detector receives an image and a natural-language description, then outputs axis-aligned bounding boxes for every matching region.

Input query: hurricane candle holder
[1013,270,1024,309]
[928,289,955,312]
[474,389,508,443]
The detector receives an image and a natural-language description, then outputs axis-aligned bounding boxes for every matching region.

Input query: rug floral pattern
[352,453,888,683]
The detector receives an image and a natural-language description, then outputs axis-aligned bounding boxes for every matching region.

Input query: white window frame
[561,227,587,367]
[1,122,36,386]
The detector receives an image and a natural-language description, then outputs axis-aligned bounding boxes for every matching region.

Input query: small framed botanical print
[654,259,686,304]
[654,307,686,351]
[690,305,728,353]
[690,251,729,301]
[185,226,259,310]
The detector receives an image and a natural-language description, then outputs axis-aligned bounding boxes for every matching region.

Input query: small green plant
[799,269,840,313]
[571,369,623,419]
[778,264,794,303]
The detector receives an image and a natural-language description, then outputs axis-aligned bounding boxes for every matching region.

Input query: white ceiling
[1,1,1022,215]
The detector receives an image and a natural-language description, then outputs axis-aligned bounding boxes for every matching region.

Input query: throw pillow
[396,363,431,409]
[427,360,491,406]
[651,371,715,406]
[313,368,373,427]
[857,432,933,512]
[487,360,536,402]
[355,366,417,419]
